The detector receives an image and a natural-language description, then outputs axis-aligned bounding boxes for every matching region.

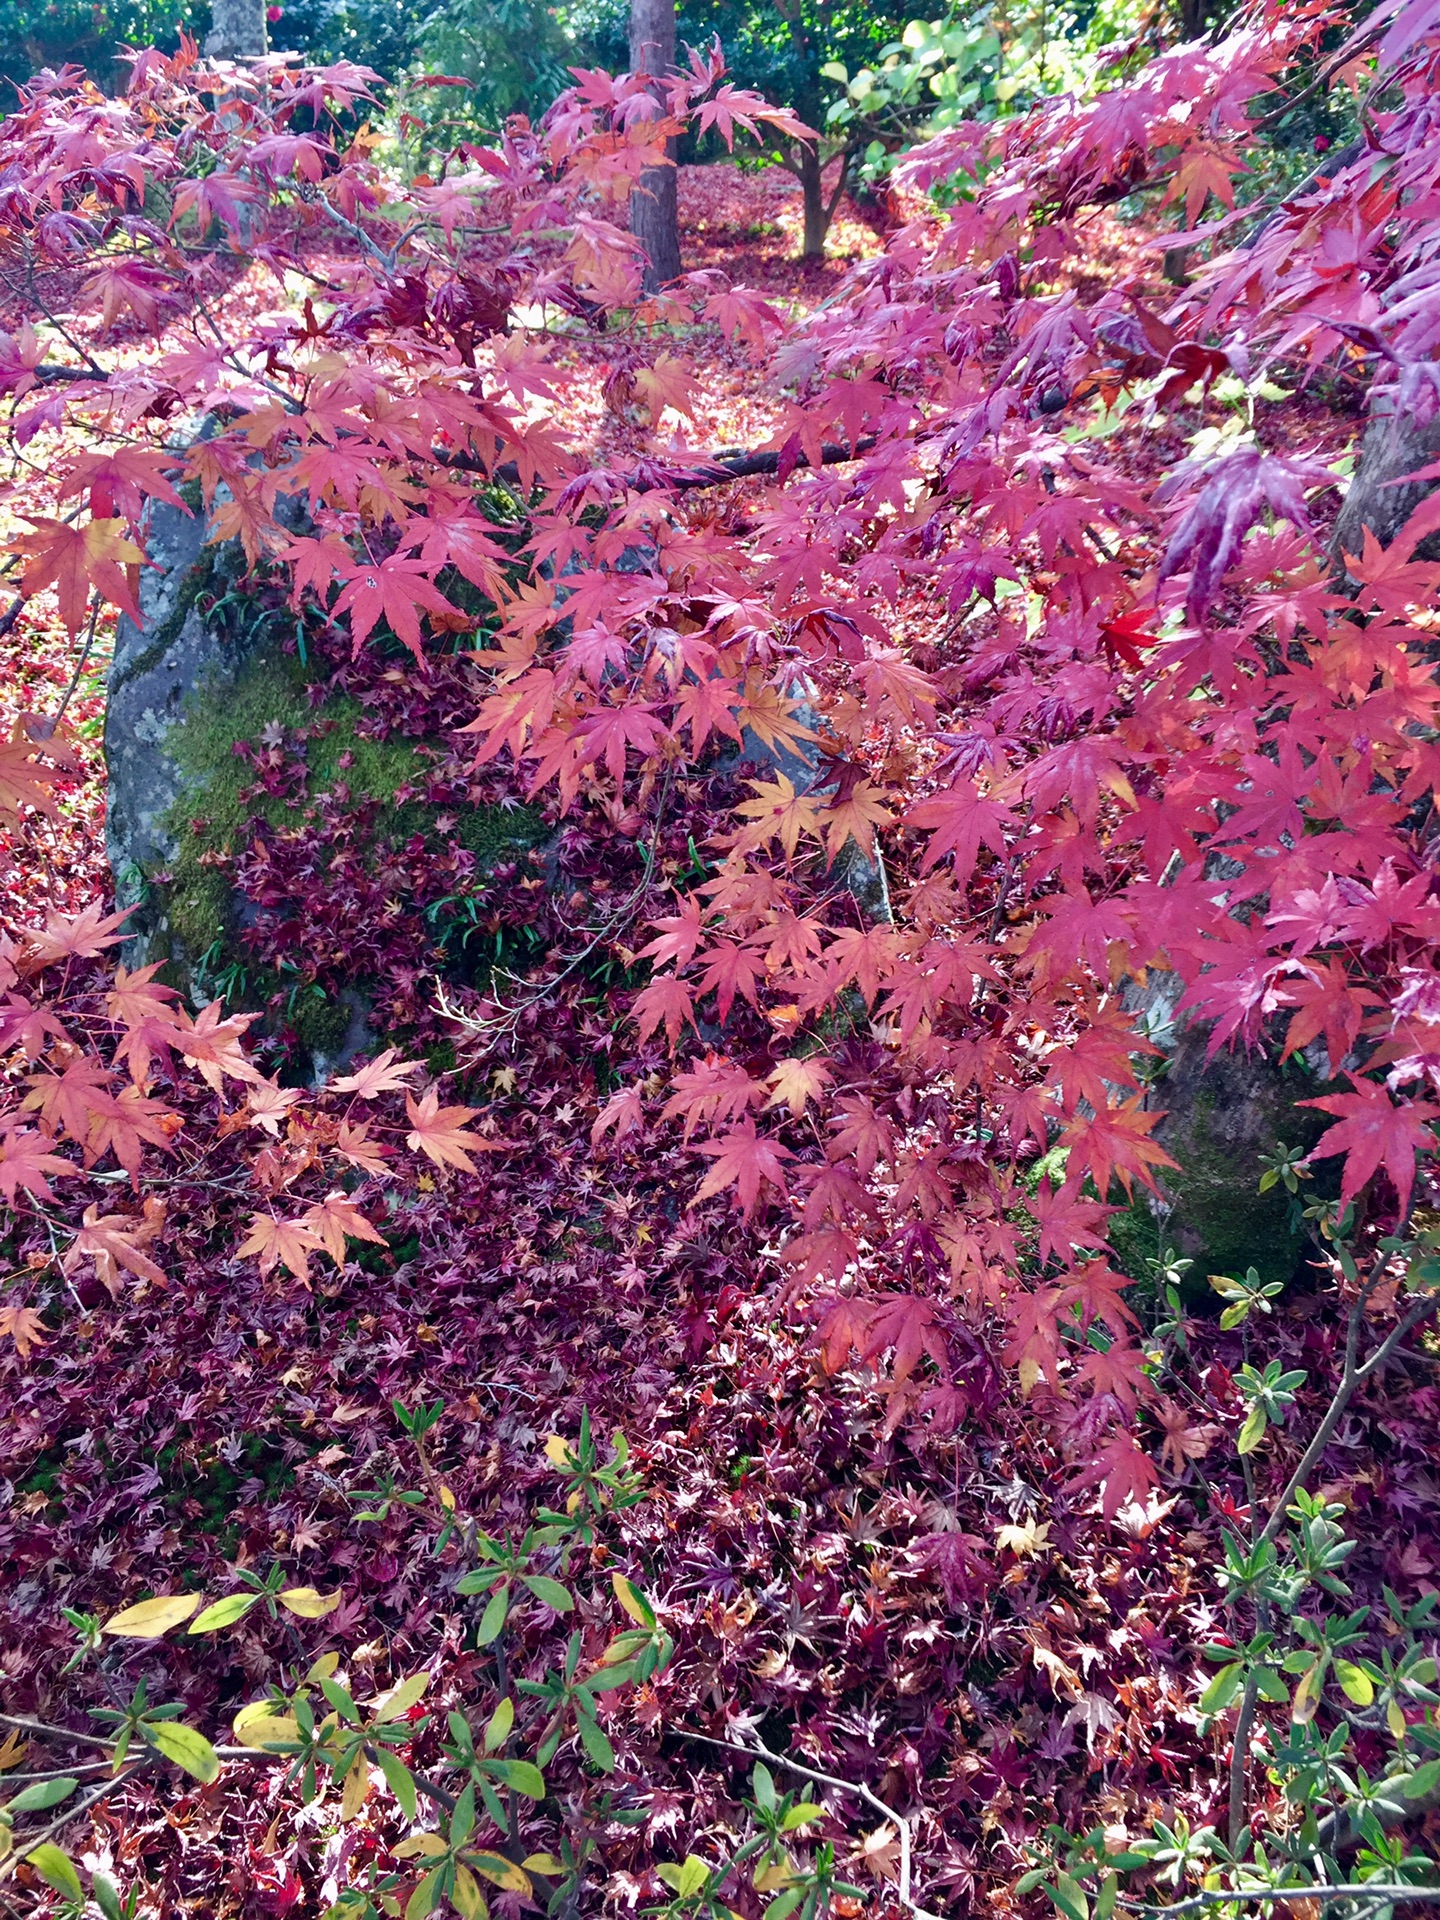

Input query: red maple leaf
[905,780,1014,882]
[331,555,465,666]
[1067,1430,1162,1521]
[694,1118,792,1215]
[0,1124,72,1203]
[16,517,144,634]
[1059,1097,1178,1199]
[1301,1076,1440,1211]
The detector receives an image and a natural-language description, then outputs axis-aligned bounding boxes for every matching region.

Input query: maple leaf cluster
[2,15,1440,1894]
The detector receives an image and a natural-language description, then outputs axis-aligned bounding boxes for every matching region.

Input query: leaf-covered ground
[2,154,1439,1920]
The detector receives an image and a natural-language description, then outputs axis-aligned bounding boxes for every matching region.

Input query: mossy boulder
[1111,973,1339,1292]
[104,493,547,1067]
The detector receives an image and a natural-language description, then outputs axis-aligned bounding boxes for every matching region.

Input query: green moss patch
[153,638,547,1027]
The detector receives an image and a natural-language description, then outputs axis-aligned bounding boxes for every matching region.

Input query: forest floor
[1,159,1433,1920]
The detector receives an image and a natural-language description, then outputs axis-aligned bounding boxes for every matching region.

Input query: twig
[672,1725,941,1920]
[1138,1887,1440,1915]
[0,1713,116,1752]
[1228,1667,1262,1851]
[1257,1286,1439,1549]
[0,1760,148,1886]
[658,435,880,493]
[51,592,101,726]
[0,1761,114,1782]
[436,436,880,495]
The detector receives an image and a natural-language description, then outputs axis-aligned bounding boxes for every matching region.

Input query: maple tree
[1,0,1440,1912]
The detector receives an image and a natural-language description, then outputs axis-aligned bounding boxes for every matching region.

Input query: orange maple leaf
[16,517,144,634]
[765,1054,833,1116]
[730,774,824,860]
[303,1192,387,1265]
[1058,1096,1179,1199]
[20,903,132,973]
[1160,142,1248,228]
[332,1048,424,1099]
[0,727,60,828]
[175,1000,263,1093]
[820,778,894,860]
[405,1088,498,1173]
[63,1199,167,1296]
[238,1212,326,1284]
[336,1119,392,1175]
[633,354,697,421]
[0,1305,49,1362]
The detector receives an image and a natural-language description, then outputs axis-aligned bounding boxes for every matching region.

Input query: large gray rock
[1114,972,1336,1290]
[105,492,268,984]
[102,485,546,1067]
[737,675,892,926]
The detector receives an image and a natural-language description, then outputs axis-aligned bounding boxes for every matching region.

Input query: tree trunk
[1331,405,1440,583]
[799,143,828,259]
[628,0,681,292]
[206,0,267,57]
[1177,0,1208,37]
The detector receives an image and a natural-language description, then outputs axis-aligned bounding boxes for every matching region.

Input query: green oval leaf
[483,1696,514,1754]
[476,1583,510,1647]
[1048,1875,1089,1920]
[189,1592,260,1633]
[93,1870,124,1920]
[781,1802,825,1830]
[484,1758,545,1800]
[521,1575,573,1613]
[405,1866,444,1920]
[1199,1663,1243,1714]
[26,1844,84,1901]
[7,1776,80,1813]
[373,1746,418,1821]
[147,1720,220,1783]
[576,1714,615,1773]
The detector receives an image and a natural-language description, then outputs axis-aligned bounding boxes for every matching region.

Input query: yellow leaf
[612,1574,653,1626]
[307,1651,341,1682]
[277,1586,340,1618]
[1336,1660,1375,1706]
[522,1855,567,1876]
[370,1672,430,1720]
[452,1865,489,1920]
[103,1593,201,1638]
[463,1851,532,1894]
[393,1833,448,1861]
[995,1519,1051,1559]
[1388,1697,1407,1740]
[544,1435,574,1468]
[1291,1662,1324,1725]
[232,1701,301,1750]
[341,1753,371,1821]
[753,1861,794,1891]
[765,1055,833,1118]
